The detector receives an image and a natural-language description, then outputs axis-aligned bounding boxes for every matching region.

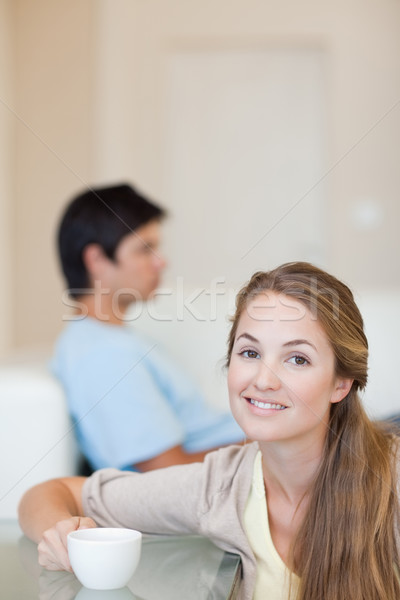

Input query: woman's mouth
[246,398,287,410]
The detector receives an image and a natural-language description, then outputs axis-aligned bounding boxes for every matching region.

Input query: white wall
[161,48,328,286]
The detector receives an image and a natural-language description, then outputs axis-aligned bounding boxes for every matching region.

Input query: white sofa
[0,351,79,518]
[0,287,399,518]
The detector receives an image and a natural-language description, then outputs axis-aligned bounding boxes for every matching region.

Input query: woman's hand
[38,516,97,572]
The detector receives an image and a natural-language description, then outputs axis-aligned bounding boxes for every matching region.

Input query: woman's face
[228,292,352,450]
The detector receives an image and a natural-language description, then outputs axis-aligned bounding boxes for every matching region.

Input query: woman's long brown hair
[227,262,400,600]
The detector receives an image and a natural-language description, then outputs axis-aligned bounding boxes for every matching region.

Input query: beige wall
[0,0,14,356]
[13,0,96,347]
[1,0,400,351]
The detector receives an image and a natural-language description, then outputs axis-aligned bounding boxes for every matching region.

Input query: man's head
[58,183,166,301]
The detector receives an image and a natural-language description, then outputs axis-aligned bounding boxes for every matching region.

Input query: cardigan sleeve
[81,444,257,537]
[82,461,205,535]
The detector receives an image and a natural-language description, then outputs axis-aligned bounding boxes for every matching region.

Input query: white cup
[67,528,142,590]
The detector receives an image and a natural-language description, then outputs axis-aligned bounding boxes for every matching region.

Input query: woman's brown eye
[243,350,259,359]
[295,356,306,365]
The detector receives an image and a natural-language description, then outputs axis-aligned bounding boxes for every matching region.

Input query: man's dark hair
[58,183,165,294]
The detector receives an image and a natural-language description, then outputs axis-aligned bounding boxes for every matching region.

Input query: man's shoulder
[52,320,147,371]
[56,319,141,351]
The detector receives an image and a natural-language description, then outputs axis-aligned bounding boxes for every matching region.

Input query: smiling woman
[226,262,399,599]
[18,262,400,600]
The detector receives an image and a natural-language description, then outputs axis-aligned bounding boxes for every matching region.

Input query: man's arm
[18,477,96,571]
[134,444,226,471]
[134,445,210,471]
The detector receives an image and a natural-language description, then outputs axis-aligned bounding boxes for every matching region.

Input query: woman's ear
[330,377,354,404]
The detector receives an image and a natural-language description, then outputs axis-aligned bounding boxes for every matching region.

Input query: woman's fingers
[38,517,97,572]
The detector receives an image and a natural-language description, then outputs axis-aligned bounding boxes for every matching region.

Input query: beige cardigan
[83,442,259,600]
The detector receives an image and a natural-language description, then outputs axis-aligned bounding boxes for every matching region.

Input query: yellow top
[243,451,300,600]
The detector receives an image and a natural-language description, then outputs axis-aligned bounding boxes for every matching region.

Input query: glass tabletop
[0,520,241,600]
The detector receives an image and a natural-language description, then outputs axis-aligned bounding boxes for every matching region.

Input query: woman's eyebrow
[236,332,259,344]
[283,339,317,351]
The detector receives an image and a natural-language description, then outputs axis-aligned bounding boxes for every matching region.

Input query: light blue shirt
[51,318,244,470]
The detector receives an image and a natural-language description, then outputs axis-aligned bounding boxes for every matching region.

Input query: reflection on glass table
[0,520,241,600]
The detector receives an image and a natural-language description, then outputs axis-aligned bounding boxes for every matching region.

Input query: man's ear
[330,377,354,404]
[82,244,109,278]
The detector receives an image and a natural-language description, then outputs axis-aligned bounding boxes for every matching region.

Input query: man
[52,183,244,472]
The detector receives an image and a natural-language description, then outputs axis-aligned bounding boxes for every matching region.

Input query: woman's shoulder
[205,441,259,466]
[201,442,260,492]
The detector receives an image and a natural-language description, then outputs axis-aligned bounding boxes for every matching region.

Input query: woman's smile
[245,396,288,412]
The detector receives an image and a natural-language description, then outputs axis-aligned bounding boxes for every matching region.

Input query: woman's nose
[254,361,281,391]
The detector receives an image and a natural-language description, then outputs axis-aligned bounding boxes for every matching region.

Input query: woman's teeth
[249,399,286,410]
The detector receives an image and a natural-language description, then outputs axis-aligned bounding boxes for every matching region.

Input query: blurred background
[1,0,400,516]
[0,0,399,353]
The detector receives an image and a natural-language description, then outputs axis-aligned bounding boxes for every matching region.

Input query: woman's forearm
[18,477,86,543]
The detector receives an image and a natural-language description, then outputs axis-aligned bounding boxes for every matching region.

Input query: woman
[19,262,400,600]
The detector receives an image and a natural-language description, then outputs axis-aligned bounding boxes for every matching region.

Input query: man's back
[52,317,244,470]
